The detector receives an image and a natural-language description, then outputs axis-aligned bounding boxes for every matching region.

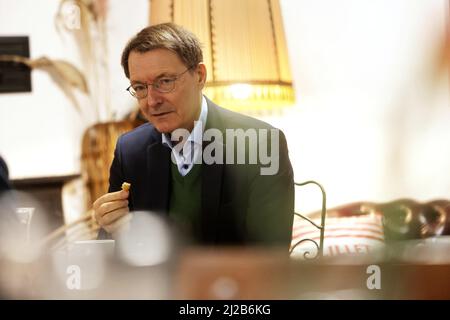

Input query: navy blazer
[100,98,294,247]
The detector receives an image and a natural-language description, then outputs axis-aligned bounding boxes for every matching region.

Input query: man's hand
[93,190,131,236]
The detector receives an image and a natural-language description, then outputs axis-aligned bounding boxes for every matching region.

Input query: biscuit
[121,182,131,191]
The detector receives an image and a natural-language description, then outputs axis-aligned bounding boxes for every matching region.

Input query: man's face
[128,48,206,133]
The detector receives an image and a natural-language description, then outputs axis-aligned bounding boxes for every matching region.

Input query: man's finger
[98,200,128,218]
[105,213,133,234]
[100,207,129,226]
[94,199,128,225]
[93,190,129,209]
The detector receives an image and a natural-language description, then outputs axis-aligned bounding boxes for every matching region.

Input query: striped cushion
[290,214,385,259]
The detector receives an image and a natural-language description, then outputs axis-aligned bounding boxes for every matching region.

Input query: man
[93,23,294,248]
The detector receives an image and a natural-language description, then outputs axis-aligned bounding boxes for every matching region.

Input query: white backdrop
[266,0,450,213]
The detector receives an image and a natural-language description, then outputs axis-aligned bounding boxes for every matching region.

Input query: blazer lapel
[146,130,171,215]
[201,99,225,243]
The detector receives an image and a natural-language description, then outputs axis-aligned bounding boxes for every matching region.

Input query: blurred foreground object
[0,191,50,264]
[39,210,99,252]
[176,248,292,299]
[176,244,450,300]
[2,237,450,299]
[115,211,175,267]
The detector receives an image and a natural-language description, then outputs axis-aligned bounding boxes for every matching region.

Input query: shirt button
[183,164,189,170]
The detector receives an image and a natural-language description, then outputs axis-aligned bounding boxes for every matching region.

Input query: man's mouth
[152,111,173,117]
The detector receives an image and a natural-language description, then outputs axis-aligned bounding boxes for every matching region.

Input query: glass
[15,207,35,244]
[126,66,193,99]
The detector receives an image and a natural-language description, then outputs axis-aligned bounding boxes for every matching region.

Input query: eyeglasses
[126,66,193,99]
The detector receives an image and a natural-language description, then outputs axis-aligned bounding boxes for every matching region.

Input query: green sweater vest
[169,162,202,240]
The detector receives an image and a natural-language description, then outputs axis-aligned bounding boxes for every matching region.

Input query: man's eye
[132,84,146,92]
[158,78,174,85]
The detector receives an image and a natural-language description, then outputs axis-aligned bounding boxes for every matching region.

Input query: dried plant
[55,0,111,121]
[0,54,88,113]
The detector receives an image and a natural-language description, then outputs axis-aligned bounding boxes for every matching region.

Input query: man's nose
[146,86,162,107]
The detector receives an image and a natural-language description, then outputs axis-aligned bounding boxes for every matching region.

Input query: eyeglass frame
[126,65,195,99]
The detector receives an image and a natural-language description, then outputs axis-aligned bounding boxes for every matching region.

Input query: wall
[266,0,450,213]
[0,0,147,179]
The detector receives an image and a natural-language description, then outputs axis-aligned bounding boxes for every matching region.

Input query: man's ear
[196,63,207,88]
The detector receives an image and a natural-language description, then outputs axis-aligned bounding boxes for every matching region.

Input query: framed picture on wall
[0,36,31,93]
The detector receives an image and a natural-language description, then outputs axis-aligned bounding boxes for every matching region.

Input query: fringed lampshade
[149,0,295,114]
